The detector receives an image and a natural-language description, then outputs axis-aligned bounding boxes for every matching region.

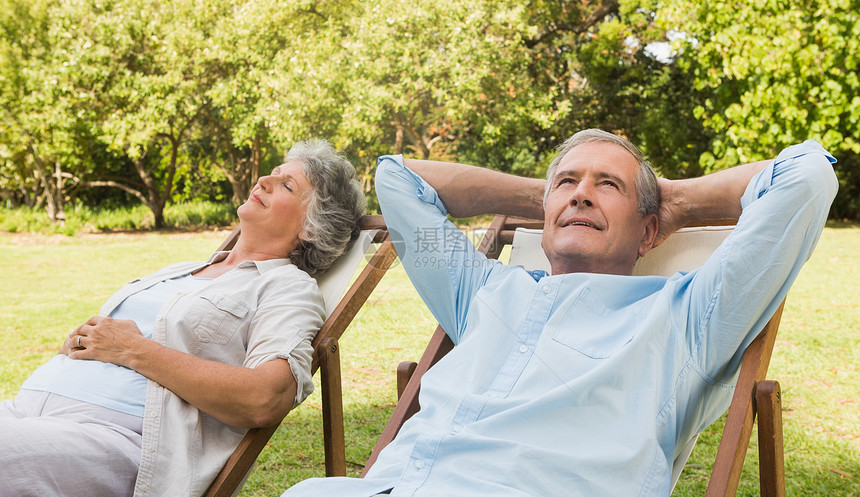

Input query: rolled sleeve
[245,275,325,407]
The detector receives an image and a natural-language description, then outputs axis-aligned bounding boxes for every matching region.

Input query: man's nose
[570,182,594,207]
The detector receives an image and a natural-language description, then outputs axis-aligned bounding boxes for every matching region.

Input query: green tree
[558,0,715,179]
[81,0,218,228]
[0,0,101,221]
[193,0,327,205]
[658,0,860,217]
[259,0,627,203]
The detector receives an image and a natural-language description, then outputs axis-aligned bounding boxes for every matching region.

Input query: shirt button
[414,460,425,469]
[452,424,463,433]
[518,344,529,353]
[542,285,551,294]
[149,410,158,418]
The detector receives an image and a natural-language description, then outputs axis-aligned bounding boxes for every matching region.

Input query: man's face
[542,141,657,276]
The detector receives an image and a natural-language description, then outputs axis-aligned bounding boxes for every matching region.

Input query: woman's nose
[258,175,274,191]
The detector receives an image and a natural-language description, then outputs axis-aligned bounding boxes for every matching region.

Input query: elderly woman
[0,140,366,497]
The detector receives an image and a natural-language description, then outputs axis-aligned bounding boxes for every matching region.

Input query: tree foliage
[657,0,860,217]
[1,0,858,223]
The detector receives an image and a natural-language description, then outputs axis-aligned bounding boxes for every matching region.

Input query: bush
[0,201,238,235]
[163,202,238,229]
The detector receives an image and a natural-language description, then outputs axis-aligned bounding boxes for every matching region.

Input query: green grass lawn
[0,224,857,495]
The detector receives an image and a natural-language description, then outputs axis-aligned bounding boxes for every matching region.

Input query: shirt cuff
[741,139,836,209]
[773,139,836,167]
[378,155,449,215]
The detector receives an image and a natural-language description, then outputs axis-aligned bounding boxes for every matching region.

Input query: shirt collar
[206,251,293,274]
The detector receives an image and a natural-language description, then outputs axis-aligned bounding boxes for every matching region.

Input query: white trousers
[0,390,142,497]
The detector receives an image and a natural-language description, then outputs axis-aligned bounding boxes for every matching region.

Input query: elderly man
[284,129,837,496]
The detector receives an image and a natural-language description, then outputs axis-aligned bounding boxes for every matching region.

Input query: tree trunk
[215,132,262,205]
[132,155,167,229]
[131,133,181,230]
[394,125,404,155]
[394,112,431,159]
[151,203,165,229]
[32,157,66,224]
[49,161,67,224]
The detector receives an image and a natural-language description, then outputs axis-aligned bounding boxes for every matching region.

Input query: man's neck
[549,258,634,276]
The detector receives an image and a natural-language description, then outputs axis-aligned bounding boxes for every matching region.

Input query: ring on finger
[76,335,82,348]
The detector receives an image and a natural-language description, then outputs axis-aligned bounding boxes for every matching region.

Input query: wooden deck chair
[203,214,397,497]
[363,215,786,497]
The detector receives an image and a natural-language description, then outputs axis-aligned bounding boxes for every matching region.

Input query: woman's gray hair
[543,129,660,217]
[285,139,366,277]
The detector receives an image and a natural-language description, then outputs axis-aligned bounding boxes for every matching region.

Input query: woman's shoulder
[259,260,321,292]
[139,260,204,281]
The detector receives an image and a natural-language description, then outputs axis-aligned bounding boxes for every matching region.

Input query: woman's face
[238,160,312,254]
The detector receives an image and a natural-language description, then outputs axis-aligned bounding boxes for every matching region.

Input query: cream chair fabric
[316,229,378,316]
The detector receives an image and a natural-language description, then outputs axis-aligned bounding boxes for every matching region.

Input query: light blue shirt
[285,141,836,496]
[22,274,211,417]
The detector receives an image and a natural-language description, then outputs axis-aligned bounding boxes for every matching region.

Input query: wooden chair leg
[319,337,346,477]
[756,380,785,497]
[396,361,418,400]
[202,424,278,497]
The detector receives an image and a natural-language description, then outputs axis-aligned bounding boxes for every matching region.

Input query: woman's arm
[68,316,295,428]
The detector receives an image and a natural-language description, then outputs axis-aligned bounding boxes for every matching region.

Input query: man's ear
[638,213,659,258]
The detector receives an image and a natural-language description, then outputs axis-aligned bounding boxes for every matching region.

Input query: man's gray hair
[543,129,660,217]
[285,139,366,277]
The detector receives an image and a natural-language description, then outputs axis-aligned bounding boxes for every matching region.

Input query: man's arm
[405,156,771,240]
[684,141,836,378]
[654,159,772,247]
[667,141,837,440]
[403,159,545,220]
[377,156,538,344]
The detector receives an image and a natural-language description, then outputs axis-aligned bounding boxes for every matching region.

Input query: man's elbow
[248,407,292,429]
[803,152,839,203]
[374,157,401,193]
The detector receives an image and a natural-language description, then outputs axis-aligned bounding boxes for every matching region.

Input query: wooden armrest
[397,361,418,400]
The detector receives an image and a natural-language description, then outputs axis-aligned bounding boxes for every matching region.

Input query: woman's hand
[66,315,295,428]
[59,333,77,356]
[67,316,148,368]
